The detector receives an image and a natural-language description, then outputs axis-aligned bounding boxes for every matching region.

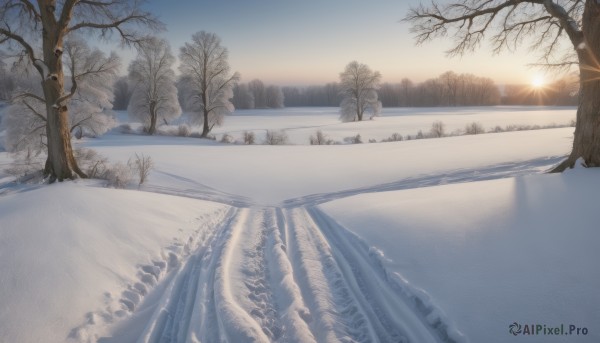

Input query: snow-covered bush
[264,130,288,145]
[220,134,235,144]
[430,121,445,138]
[465,122,485,135]
[178,124,191,137]
[74,148,108,179]
[105,162,132,188]
[344,134,363,144]
[381,133,403,142]
[128,153,153,185]
[243,131,255,145]
[309,130,332,145]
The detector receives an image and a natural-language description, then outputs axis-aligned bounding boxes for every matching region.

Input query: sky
[122,0,557,86]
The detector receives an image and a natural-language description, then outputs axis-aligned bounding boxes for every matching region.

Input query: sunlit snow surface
[1,106,598,342]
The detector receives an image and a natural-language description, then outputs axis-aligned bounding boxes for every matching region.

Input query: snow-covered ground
[0,106,597,342]
[320,168,600,343]
[211,106,576,144]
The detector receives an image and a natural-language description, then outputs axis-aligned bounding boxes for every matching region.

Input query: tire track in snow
[110,206,462,342]
[285,207,384,342]
[214,207,316,342]
[306,207,463,343]
[134,208,239,343]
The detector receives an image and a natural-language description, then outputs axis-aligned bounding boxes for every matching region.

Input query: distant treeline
[72,72,584,111]
[502,78,579,106]
[0,62,578,109]
[277,71,579,108]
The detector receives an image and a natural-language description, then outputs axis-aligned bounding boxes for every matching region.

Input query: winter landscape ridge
[1,106,598,343]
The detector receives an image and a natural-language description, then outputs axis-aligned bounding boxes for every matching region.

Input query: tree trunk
[553,0,600,171]
[148,102,157,135]
[40,1,85,182]
[201,109,210,137]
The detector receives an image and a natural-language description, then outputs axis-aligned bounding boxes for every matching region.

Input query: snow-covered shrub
[220,134,235,143]
[344,134,363,144]
[382,133,403,142]
[465,122,485,135]
[243,131,255,145]
[264,130,288,145]
[105,162,132,188]
[128,153,153,185]
[416,130,425,139]
[491,125,504,133]
[74,148,108,179]
[430,121,445,138]
[309,130,332,145]
[178,123,191,137]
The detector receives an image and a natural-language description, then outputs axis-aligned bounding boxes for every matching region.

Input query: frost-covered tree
[0,0,161,181]
[179,31,239,137]
[2,38,119,153]
[405,0,600,170]
[339,61,382,122]
[128,37,180,134]
[64,37,119,138]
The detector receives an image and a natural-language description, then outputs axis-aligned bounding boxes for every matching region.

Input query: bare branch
[0,26,42,75]
[405,0,584,71]
[13,91,46,103]
[22,100,47,122]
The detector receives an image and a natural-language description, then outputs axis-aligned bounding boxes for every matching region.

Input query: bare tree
[179,31,239,137]
[128,37,180,134]
[339,61,382,122]
[0,0,161,181]
[405,0,600,170]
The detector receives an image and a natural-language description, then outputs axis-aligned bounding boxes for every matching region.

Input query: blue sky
[120,0,547,86]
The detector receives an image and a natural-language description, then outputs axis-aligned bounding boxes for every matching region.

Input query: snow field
[208,107,576,145]
[320,168,600,343]
[0,183,229,343]
[0,106,590,343]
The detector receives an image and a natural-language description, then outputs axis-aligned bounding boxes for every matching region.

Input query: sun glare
[531,75,545,88]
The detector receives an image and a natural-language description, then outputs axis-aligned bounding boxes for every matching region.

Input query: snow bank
[0,182,229,343]
[320,169,600,342]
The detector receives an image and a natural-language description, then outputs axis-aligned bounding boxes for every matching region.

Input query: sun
[531,75,545,88]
